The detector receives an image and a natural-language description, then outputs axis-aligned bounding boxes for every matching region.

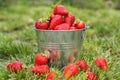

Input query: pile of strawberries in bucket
[35,5,85,30]
[7,5,108,80]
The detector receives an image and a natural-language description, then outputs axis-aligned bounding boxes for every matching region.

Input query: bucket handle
[83,26,89,31]
[81,26,89,39]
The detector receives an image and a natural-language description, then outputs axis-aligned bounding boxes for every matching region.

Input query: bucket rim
[34,26,89,32]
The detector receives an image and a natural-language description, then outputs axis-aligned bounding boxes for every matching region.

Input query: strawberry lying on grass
[7,61,24,73]
[46,72,58,80]
[64,64,79,80]
[34,53,48,66]
[76,60,89,71]
[87,72,98,80]
[32,65,50,75]
[95,58,108,71]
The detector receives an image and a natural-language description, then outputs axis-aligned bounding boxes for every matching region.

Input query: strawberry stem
[53,0,63,8]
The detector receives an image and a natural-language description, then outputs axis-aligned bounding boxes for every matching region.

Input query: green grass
[0,4,120,80]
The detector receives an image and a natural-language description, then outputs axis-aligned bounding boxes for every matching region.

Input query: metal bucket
[35,27,87,68]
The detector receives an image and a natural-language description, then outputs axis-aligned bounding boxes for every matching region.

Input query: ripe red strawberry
[7,61,24,72]
[54,5,69,15]
[87,72,98,80]
[76,60,89,71]
[69,24,76,30]
[35,21,49,30]
[64,64,79,80]
[54,23,70,30]
[70,26,76,30]
[40,22,49,30]
[35,53,48,66]
[75,21,85,29]
[50,15,62,29]
[35,21,41,29]
[32,65,50,75]
[50,14,55,20]
[64,14,75,26]
[46,72,57,80]
[95,58,108,71]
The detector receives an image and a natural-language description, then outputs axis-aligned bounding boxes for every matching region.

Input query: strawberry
[35,21,49,30]
[46,72,57,80]
[50,14,55,20]
[64,14,75,26]
[35,53,48,66]
[7,61,24,73]
[54,23,70,30]
[70,26,76,30]
[50,15,62,29]
[32,65,50,75]
[70,24,76,30]
[40,22,49,30]
[87,72,98,80]
[76,60,89,71]
[35,21,41,29]
[64,64,79,80]
[54,5,69,15]
[75,21,85,29]
[95,58,108,71]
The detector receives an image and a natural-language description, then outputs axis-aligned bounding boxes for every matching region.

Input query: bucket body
[35,28,86,68]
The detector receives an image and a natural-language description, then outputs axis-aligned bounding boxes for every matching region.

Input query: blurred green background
[0,0,120,80]
[0,0,120,9]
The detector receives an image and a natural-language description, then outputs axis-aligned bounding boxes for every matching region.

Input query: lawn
[0,4,120,80]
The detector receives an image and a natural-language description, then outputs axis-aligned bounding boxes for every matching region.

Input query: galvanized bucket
[35,27,87,68]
